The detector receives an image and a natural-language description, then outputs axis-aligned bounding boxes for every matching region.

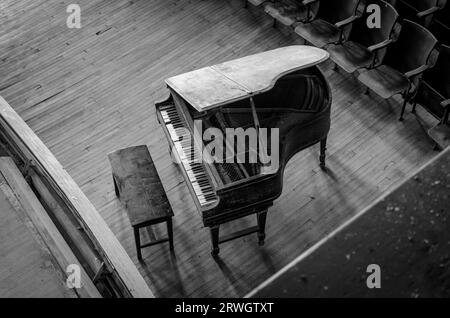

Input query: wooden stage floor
[0,0,440,297]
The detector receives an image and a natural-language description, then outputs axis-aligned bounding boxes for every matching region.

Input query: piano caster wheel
[211,248,220,257]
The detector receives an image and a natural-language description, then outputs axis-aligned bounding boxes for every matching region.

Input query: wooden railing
[0,96,154,298]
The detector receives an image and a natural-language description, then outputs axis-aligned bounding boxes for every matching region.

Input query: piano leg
[210,226,220,256]
[257,210,267,246]
[134,227,142,260]
[319,138,327,169]
[167,218,174,251]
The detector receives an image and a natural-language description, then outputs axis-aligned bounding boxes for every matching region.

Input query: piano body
[155,46,332,255]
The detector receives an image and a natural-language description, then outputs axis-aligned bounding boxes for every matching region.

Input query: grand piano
[155,46,332,256]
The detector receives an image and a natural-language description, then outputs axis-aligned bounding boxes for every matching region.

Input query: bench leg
[319,138,327,169]
[210,226,220,257]
[257,210,267,246]
[166,218,174,251]
[134,227,142,260]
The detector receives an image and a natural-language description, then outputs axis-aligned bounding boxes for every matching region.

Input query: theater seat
[294,0,361,48]
[327,0,398,73]
[358,20,437,121]
[264,0,313,27]
[359,65,410,98]
[410,45,450,149]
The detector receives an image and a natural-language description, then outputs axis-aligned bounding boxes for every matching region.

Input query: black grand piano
[155,46,332,255]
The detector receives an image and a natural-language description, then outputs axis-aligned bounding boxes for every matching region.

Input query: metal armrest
[335,15,360,28]
[368,39,393,52]
[405,65,430,79]
[441,99,450,108]
[302,0,319,6]
[417,6,440,18]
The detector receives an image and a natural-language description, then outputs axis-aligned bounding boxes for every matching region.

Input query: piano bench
[108,145,174,260]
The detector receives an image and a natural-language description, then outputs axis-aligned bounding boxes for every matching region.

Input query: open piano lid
[165,46,329,112]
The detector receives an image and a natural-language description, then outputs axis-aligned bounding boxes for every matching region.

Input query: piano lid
[165,45,329,112]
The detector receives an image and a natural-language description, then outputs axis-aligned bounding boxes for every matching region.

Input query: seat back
[383,20,437,74]
[316,0,361,24]
[349,0,398,47]
[415,45,450,120]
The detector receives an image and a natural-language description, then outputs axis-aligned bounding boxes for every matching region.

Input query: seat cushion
[357,65,410,99]
[264,1,308,26]
[327,41,375,73]
[294,19,341,48]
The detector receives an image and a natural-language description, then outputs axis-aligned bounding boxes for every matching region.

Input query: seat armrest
[405,65,430,79]
[302,0,319,6]
[417,6,440,18]
[441,99,450,108]
[335,15,360,28]
[368,39,393,52]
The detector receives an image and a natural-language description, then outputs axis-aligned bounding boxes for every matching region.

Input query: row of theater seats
[245,0,450,149]
[387,0,449,44]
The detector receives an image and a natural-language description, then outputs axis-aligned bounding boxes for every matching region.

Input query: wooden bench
[108,145,174,260]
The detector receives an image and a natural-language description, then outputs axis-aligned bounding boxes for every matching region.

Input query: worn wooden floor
[0,0,440,297]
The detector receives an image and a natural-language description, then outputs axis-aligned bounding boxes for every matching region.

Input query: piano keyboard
[159,104,219,208]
